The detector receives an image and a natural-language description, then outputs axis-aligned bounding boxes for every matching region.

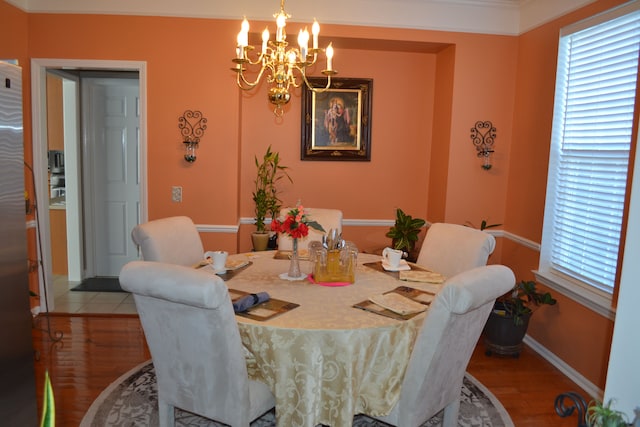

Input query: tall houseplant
[385,208,426,262]
[484,279,556,357]
[252,146,291,251]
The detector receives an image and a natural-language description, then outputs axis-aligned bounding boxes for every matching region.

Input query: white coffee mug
[205,250,228,274]
[382,247,403,268]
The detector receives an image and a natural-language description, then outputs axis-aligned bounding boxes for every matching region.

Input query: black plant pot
[483,302,531,358]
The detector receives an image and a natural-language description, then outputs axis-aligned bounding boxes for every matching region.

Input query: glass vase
[288,238,302,279]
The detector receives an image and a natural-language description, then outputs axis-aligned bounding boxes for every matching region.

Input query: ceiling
[7,0,596,35]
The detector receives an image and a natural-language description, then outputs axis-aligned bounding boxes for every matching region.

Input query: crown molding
[519,0,598,33]
[7,0,596,35]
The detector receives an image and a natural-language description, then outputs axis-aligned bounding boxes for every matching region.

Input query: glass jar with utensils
[309,231,358,283]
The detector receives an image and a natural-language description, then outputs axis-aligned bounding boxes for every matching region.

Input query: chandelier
[231,0,337,116]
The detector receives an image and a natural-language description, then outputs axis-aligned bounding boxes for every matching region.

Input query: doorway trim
[30,58,148,311]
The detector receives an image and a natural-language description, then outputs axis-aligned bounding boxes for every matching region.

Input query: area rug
[81,361,514,427]
[71,277,124,293]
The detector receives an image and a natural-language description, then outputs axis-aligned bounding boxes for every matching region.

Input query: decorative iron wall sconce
[178,110,207,162]
[470,120,496,170]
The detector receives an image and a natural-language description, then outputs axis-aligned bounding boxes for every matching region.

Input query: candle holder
[470,120,496,170]
[178,110,207,163]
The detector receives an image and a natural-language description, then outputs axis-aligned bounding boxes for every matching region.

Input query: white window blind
[544,5,640,293]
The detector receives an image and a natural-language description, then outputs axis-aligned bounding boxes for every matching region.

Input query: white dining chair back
[416,222,496,278]
[368,264,515,427]
[277,207,343,251]
[131,216,204,267]
[119,261,275,427]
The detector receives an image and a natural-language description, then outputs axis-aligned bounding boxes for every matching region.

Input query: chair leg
[158,398,176,427]
[442,398,460,427]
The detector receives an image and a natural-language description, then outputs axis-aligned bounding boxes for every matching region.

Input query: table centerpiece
[271,204,325,280]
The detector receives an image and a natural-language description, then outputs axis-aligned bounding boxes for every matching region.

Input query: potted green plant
[252,145,291,251]
[464,219,502,231]
[483,279,556,357]
[587,400,629,427]
[385,208,426,262]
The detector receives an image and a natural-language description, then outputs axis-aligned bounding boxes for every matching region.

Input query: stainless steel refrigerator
[0,61,38,424]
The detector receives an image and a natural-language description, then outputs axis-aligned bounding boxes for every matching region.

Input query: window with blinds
[540,3,640,295]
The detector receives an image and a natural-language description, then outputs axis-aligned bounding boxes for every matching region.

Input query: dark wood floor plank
[32,314,589,426]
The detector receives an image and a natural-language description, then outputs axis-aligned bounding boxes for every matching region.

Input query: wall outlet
[171,186,182,202]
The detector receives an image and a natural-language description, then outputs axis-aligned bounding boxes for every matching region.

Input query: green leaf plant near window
[538,3,640,312]
[483,280,557,357]
[496,280,557,327]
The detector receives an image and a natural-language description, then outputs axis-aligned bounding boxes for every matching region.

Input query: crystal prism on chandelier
[231,0,337,116]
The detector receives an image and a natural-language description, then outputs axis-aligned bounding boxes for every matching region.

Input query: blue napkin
[233,292,270,313]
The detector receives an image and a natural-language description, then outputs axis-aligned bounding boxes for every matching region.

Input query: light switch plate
[171,186,182,202]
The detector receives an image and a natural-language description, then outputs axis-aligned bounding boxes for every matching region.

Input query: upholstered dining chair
[276,207,343,251]
[363,264,515,427]
[119,261,275,427]
[415,222,496,278]
[131,216,204,267]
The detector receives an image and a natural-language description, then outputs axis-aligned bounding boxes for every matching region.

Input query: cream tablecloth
[224,252,436,427]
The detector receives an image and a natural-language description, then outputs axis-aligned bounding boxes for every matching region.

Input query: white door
[83,77,140,277]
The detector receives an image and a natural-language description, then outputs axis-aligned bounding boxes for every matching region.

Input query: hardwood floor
[32,314,589,426]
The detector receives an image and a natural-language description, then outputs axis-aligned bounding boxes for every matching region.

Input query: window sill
[533,270,616,320]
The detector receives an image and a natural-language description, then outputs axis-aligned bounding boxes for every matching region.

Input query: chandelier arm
[244,49,265,66]
[287,66,303,89]
[289,78,303,89]
[304,50,321,67]
[237,64,269,90]
[299,71,333,93]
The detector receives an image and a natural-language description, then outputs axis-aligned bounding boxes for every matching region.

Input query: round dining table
[220,251,437,427]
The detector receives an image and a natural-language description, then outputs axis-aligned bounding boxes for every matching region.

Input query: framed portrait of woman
[301,78,372,161]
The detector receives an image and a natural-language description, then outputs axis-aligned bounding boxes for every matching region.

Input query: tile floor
[49,275,138,315]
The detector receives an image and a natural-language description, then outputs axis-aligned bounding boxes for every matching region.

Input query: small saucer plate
[279,272,307,281]
[212,266,228,275]
[381,259,411,272]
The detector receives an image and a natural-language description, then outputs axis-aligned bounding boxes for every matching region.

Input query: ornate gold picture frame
[301,78,372,161]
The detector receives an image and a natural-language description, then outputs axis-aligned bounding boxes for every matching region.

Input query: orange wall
[2,0,632,392]
[20,11,519,255]
[0,2,28,65]
[428,44,455,223]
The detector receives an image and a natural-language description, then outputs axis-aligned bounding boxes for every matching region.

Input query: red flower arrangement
[271,205,325,239]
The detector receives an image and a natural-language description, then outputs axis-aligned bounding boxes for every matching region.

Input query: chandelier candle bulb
[241,17,249,32]
[298,29,309,59]
[312,20,319,49]
[326,43,334,70]
[236,32,246,58]
[262,28,269,54]
[238,18,249,49]
[276,13,286,42]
